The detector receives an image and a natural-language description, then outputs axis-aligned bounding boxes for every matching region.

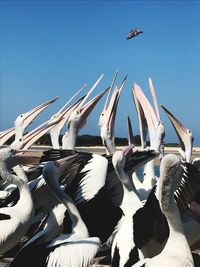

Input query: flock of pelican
[0,72,200,267]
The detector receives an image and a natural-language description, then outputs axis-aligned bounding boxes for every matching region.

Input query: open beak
[132,87,148,148]
[20,117,62,150]
[77,74,104,111]
[133,83,159,141]
[161,105,193,162]
[66,74,104,129]
[78,87,110,129]
[0,127,15,146]
[49,95,86,148]
[102,75,128,138]
[124,148,159,172]
[148,78,161,121]
[122,144,135,158]
[103,69,119,112]
[127,116,134,145]
[11,150,43,167]
[14,97,59,139]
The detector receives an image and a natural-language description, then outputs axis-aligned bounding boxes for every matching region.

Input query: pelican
[62,74,110,149]
[0,97,58,147]
[49,84,87,149]
[0,118,61,201]
[19,145,158,247]
[131,81,164,200]
[111,146,162,266]
[10,156,101,267]
[161,105,193,163]
[14,96,59,140]
[160,105,200,245]
[0,148,41,254]
[98,74,127,155]
[132,154,194,267]
[126,28,143,40]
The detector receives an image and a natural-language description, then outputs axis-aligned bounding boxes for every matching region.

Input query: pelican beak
[78,87,110,129]
[14,97,59,139]
[66,74,103,129]
[104,75,128,137]
[49,95,86,148]
[161,105,193,162]
[21,117,62,150]
[103,69,119,112]
[132,88,148,147]
[133,83,159,141]
[0,127,15,146]
[122,144,135,158]
[11,150,43,167]
[124,149,159,172]
[127,116,134,145]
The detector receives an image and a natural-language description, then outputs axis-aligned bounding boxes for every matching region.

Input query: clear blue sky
[1,1,200,146]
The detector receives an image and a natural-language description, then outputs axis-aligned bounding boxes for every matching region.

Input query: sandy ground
[0,146,200,266]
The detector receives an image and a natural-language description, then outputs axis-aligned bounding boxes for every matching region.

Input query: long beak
[21,118,62,150]
[124,149,159,172]
[127,116,134,145]
[122,144,135,158]
[78,87,110,129]
[11,150,43,167]
[105,75,127,137]
[133,83,159,141]
[132,88,147,148]
[161,105,193,162]
[49,95,86,148]
[149,78,161,121]
[0,127,15,146]
[57,84,87,114]
[14,97,59,139]
[103,69,119,112]
[78,74,104,110]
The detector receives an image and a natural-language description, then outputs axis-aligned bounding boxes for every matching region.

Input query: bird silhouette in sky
[126,28,143,40]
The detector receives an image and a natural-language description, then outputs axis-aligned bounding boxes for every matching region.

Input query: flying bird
[126,28,143,40]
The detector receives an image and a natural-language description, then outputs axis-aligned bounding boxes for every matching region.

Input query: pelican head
[11,115,61,150]
[161,105,193,162]
[14,97,59,140]
[98,75,127,154]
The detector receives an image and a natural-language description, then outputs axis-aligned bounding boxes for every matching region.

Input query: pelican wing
[73,154,108,204]
[47,237,101,267]
[133,187,169,248]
